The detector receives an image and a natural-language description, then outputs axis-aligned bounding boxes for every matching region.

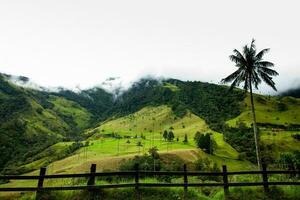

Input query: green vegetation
[227,95,300,127]
[0,73,299,200]
[87,105,239,160]
[194,132,214,154]
[4,186,300,200]
[0,75,93,172]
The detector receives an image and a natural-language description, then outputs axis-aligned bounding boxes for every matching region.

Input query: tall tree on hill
[221,39,279,169]
[168,131,175,141]
[163,130,168,141]
[183,134,188,143]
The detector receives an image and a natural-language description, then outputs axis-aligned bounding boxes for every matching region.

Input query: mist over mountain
[280,87,300,98]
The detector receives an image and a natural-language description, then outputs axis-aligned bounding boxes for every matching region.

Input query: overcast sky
[0,0,299,94]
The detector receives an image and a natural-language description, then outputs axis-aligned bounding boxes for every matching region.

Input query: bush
[194,157,221,182]
[276,151,300,171]
[292,134,300,141]
[223,126,256,163]
[194,132,214,154]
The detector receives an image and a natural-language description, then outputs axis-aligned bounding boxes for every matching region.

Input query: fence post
[262,164,269,193]
[135,163,140,200]
[88,164,96,187]
[183,164,188,200]
[222,165,229,199]
[36,167,46,200]
[87,164,97,200]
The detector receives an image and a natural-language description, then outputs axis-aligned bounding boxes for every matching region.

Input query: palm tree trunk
[249,81,262,169]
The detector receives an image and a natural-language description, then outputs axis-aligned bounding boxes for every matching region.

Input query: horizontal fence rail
[0,164,299,200]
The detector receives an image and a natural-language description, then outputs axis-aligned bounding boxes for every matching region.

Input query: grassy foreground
[3,186,300,200]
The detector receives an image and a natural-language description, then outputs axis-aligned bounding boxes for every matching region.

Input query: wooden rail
[0,164,299,200]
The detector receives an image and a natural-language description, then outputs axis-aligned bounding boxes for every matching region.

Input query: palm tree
[221,39,279,169]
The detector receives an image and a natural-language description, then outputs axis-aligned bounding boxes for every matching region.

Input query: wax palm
[222,39,279,169]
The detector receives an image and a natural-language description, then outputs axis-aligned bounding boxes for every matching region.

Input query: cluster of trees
[194,132,214,154]
[162,130,175,141]
[118,147,185,183]
[223,122,256,163]
[119,147,161,173]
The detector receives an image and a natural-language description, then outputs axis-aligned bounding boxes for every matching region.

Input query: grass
[227,94,300,127]
[17,142,74,172]
[260,130,300,158]
[2,185,300,200]
[87,105,239,159]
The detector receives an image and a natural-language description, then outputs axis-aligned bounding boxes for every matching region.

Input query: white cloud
[0,0,299,93]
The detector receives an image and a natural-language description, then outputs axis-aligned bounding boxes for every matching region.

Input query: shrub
[194,132,213,154]
[292,134,300,141]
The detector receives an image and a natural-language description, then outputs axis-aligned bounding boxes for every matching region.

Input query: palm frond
[228,78,239,91]
[233,49,245,59]
[256,61,274,68]
[229,55,246,66]
[229,73,245,91]
[256,48,270,60]
[250,39,256,50]
[242,45,249,57]
[257,67,279,76]
[259,72,277,91]
[221,68,243,84]
[251,70,262,89]
[223,39,278,93]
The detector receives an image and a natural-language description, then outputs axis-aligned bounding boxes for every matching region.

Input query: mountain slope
[226,94,300,127]
[0,75,93,172]
[87,105,239,160]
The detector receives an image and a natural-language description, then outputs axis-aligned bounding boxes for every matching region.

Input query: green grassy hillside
[225,94,300,162]
[87,105,239,159]
[227,94,300,127]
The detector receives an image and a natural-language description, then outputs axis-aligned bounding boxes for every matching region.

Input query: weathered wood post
[262,164,269,193]
[88,164,96,186]
[87,164,97,200]
[135,163,140,200]
[36,167,46,200]
[222,165,229,199]
[183,164,188,200]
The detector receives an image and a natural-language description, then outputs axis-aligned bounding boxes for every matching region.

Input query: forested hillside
[0,74,93,173]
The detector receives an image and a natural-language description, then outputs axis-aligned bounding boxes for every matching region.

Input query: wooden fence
[0,164,299,199]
